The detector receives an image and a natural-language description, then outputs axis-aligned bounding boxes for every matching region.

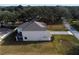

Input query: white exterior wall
[22,31,51,41]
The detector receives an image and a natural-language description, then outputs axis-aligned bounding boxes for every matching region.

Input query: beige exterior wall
[22,31,51,41]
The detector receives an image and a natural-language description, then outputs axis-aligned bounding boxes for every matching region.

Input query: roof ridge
[17,21,47,31]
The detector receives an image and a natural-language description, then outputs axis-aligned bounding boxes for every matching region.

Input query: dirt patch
[60,39,73,47]
[48,24,67,31]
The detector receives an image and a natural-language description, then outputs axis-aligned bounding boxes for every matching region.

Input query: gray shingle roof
[17,21,47,31]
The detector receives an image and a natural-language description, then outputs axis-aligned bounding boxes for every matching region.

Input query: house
[16,21,51,41]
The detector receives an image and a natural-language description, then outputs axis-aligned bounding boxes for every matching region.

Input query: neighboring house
[16,21,51,41]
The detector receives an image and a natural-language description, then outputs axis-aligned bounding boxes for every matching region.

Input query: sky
[0,0,79,6]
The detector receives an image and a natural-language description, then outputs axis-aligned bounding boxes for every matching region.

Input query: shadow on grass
[67,46,79,55]
[1,30,54,46]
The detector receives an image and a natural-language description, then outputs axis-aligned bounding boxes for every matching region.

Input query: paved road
[63,19,79,40]
[0,28,12,41]
[50,31,73,35]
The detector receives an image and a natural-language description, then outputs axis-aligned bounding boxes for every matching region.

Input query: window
[25,37,27,39]
[18,32,22,36]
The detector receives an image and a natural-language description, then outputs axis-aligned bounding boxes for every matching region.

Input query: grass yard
[48,24,68,31]
[0,34,79,55]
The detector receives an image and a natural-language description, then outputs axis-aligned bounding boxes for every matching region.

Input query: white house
[16,21,51,41]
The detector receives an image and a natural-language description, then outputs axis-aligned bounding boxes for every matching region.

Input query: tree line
[0,5,79,25]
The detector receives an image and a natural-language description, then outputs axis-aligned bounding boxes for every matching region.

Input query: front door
[16,31,23,41]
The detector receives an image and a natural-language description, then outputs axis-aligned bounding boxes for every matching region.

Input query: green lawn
[48,24,68,31]
[0,34,79,55]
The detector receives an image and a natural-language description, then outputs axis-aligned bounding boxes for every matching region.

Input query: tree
[0,11,17,25]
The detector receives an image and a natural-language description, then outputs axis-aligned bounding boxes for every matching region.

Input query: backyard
[0,33,79,55]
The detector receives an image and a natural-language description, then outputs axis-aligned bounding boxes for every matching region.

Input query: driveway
[63,19,79,40]
[0,28,12,41]
[50,31,73,35]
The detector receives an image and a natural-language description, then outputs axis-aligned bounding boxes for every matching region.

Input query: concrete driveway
[50,31,73,35]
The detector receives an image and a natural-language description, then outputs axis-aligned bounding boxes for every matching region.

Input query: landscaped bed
[69,19,79,31]
[48,24,68,31]
[71,21,79,31]
[0,34,79,55]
